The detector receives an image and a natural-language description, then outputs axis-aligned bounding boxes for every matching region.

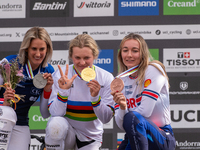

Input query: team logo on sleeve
[144,79,151,88]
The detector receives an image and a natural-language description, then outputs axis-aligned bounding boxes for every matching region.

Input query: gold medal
[81,68,96,82]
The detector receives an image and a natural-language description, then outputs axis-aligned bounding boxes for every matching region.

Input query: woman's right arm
[112,91,128,131]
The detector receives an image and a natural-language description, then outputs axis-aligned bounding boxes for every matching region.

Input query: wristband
[0,98,4,105]
[43,89,52,99]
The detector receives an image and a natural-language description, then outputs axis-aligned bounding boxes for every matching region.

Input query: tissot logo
[30,0,69,17]
[177,52,190,58]
[163,48,200,72]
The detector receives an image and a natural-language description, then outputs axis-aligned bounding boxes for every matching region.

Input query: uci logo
[180,81,188,91]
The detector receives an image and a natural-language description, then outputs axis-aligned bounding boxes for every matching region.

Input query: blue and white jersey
[0,55,54,126]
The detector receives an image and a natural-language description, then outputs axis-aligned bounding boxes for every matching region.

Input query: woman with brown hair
[112,33,176,150]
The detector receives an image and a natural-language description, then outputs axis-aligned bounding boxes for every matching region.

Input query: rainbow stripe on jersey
[64,100,97,122]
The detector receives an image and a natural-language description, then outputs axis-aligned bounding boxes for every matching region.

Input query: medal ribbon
[116,65,139,78]
[25,60,41,79]
[73,65,95,80]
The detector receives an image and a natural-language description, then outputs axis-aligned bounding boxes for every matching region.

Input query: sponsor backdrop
[0,0,200,149]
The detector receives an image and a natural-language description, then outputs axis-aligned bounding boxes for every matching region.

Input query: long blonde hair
[18,26,53,67]
[118,33,169,89]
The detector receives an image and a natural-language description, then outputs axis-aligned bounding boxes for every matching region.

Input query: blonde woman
[112,33,176,150]
[43,34,115,150]
[0,26,54,150]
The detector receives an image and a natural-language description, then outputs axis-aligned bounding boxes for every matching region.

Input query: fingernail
[116,91,119,93]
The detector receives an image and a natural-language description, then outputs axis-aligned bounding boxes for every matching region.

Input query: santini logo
[168,0,197,7]
[77,1,111,9]
[33,2,67,10]
[121,1,157,7]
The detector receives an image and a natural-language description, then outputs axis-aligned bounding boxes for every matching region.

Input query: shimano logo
[168,0,197,7]
[94,58,111,64]
[33,2,67,10]
[121,1,157,7]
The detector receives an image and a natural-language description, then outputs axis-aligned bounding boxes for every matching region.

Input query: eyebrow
[122,46,139,49]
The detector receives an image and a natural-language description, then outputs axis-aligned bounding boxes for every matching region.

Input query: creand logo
[121,1,157,7]
[167,0,197,7]
[77,1,111,9]
[33,2,67,10]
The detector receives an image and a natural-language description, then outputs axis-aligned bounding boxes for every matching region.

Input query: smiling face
[27,38,47,71]
[121,39,141,69]
[71,47,95,73]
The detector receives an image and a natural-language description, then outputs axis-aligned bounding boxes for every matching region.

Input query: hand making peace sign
[58,64,77,89]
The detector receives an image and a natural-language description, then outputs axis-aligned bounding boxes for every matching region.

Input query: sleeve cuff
[43,89,52,99]
[91,95,100,102]
[58,88,69,96]
[118,108,128,120]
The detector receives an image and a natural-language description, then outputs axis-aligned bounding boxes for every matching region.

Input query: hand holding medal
[33,74,47,89]
[58,64,77,89]
[81,67,101,97]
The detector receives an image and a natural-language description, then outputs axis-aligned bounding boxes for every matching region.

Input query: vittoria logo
[74,0,114,17]
[78,2,85,8]
[180,81,188,90]
[77,1,111,9]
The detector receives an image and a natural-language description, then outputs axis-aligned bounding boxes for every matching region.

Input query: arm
[112,91,128,131]
[134,64,167,118]
[40,68,54,118]
[49,65,77,117]
[89,73,115,124]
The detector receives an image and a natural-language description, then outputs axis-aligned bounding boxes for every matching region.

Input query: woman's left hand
[43,73,53,92]
[87,80,101,97]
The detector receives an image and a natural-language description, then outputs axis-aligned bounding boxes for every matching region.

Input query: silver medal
[33,74,47,89]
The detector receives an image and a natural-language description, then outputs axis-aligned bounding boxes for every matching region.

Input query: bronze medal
[110,78,124,92]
